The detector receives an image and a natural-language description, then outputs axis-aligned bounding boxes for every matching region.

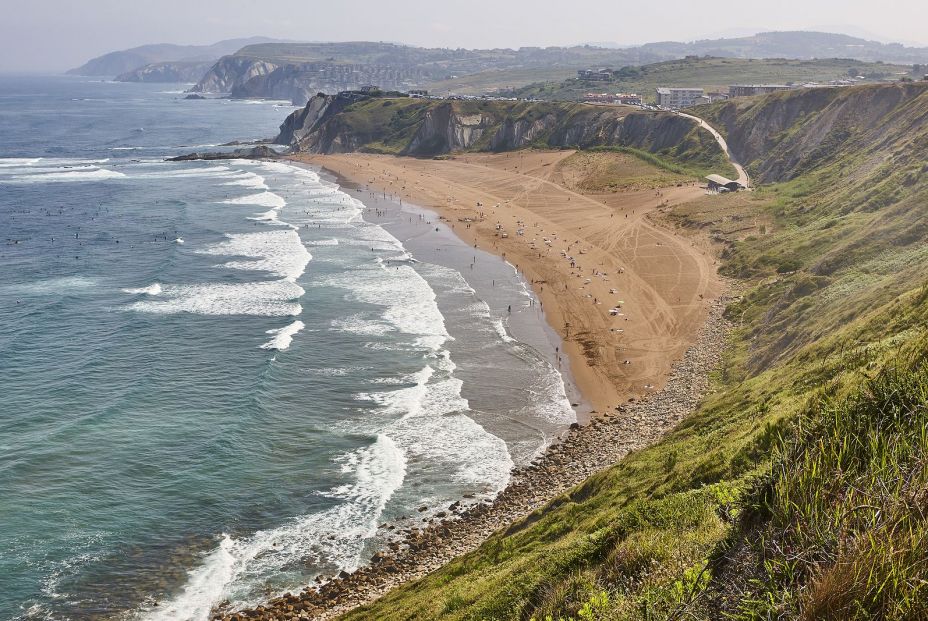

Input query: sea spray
[141,435,407,620]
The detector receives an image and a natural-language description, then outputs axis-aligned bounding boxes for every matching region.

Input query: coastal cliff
[275,93,728,172]
[703,82,928,183]
[67,37,280,77]
[115,61,214,83]
[191,56,281,94]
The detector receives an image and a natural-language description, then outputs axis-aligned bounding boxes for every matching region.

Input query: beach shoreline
[291,152,722,415]
[215,294,732,621]
[211,151,728,620]
[313,164,591,424]
[208,149,730,621]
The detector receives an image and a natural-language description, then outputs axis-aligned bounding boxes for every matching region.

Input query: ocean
[0,76,576,620]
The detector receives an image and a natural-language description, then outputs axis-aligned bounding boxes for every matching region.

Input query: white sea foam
[123,283,162,296]
[0,157,41,167]
[364,356,513,491]
[131,157,520,621]
[132,166,244,180]
[2,167,126,183]
[307,239,339,246]
[221,191,286,209]
[320,253,449,351]
[331,314,393,336]
[199,231,311,282]
[492,317,517,343]
[128,281,304,316]
[140,435,407,621]
[222,172,268,190]
[527,368,576,425]
[260,320,305,350]
[0,165,100,174]
[0,157,110,167]
[246,209,285,225]
[309,367,354,376]
[2,276,99,294]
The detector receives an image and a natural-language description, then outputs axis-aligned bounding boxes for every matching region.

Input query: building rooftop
[706,175,744,191]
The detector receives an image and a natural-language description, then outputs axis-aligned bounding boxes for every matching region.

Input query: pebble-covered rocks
[214,297,733,621]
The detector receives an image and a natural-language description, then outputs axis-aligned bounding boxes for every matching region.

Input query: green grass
[587,146,706,178]
[554,151,693,192]
[303,96,730,174]
[506,57,910,103]
[332,83,928,621]
[732,334,928,620]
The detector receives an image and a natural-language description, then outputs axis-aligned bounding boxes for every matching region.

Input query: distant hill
[641,30,928,64]
[189,33,928,105]
[114,61,217,84]
[189,42,662,103]
[506,56,911,102]
[67,37,283,76]
[75,31,928,96]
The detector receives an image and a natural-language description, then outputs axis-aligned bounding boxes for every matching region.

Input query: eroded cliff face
[404,105,497,153]
[115,61,214,84]
[706,83,928,183]
[275,94,712,160]
[192,56,280,93]
[275,92,373,151]
[230,66,318,105]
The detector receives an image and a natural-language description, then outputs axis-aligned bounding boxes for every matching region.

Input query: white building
[655,87,705,109]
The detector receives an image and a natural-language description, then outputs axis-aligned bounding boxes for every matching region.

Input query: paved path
[675,111,750,187]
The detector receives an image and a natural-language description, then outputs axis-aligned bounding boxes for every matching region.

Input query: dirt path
[674,111,750,187]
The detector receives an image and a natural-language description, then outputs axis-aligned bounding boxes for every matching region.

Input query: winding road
[674,111,750,187]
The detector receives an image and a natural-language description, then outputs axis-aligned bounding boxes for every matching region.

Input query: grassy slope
[507,57,909,102]
[552,151,693,191]
[313,97,735,179]
[417,68,578,96]
[337,84,928,620]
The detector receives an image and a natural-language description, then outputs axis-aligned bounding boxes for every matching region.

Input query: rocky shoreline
[214,294,733,621]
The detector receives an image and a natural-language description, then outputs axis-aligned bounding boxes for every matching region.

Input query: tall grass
[739,339,928,619]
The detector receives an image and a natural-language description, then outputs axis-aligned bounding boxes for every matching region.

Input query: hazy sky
[2,0,927,72]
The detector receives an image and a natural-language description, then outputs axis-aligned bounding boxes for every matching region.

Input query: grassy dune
[337,83,928,620]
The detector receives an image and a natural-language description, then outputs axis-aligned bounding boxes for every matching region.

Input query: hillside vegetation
[506,57,910,102]
[277,94,735,178]
[336,83,928,620]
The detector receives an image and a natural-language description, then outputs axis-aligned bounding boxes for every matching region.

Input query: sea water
[0,76,575,620]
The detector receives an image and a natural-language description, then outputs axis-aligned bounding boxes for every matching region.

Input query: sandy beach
[210,150,729,620]
[291,150,723,413]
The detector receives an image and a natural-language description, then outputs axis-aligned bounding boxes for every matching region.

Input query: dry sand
[291,150,722,413]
